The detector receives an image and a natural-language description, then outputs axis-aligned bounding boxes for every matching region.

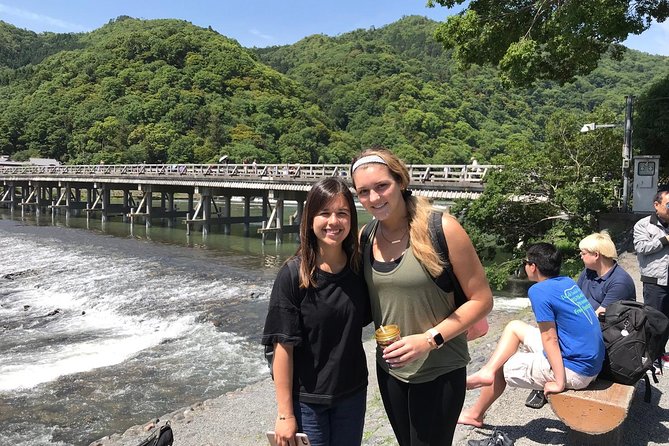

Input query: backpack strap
[643,373,653,403]
[428,211,467,308]
[363,214,467,308]
[360,219,379,256]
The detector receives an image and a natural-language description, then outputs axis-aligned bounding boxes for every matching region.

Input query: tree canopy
[0,15,667,285]
[0,17,334,165]
[635,74,669,174]
[453,108,623,287]
[0,15,666,168]
[430,0,669,85]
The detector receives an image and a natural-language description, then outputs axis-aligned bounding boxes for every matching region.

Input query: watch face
[434,332,445,346]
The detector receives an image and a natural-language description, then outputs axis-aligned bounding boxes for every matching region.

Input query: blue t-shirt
[528,276,605,377]
[576,263,636,310]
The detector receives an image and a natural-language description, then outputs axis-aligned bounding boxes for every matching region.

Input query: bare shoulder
[440,212,470,245]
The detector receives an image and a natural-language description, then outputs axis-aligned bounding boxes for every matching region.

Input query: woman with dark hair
[351,147,493,446]
[261,177,371,446]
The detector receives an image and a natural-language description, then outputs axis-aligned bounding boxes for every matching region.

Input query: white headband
[351,155,388,174]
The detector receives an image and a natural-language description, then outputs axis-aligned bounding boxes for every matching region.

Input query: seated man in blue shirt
[525,231,637,409]
[458,243,605,428]
[577,231,636,315]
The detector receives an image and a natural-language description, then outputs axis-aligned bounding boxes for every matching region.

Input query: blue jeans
[294,389,367,446]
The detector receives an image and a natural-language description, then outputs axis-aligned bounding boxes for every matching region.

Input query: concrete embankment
[91,252,669,446]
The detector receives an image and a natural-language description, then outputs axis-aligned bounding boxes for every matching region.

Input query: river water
[0,209,302,446]
[0,208,530,446]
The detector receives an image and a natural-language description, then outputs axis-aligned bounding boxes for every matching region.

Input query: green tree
[431,0,669,85]
[634,75,669,173]
[453,110,621,288]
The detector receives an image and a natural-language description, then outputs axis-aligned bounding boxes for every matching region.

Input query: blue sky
[0,0,667,55]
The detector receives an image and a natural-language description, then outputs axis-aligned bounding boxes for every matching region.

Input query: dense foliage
[0,21,82,69]
[430,0,669,85]
[257,16,669,165]
[0,15,667,285]
[0,17,333,164]
[635,74,669,174]
[0,15,667,167]
[452,110,622,287]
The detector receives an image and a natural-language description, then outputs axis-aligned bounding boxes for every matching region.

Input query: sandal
[467,428,514,446]
[524,389,547,409]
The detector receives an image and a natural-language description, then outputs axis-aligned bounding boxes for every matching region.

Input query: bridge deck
[0,163,496,199]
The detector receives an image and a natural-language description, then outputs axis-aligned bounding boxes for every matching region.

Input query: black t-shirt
[261,257,371,405]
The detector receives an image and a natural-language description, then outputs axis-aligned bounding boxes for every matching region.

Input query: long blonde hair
[351,147,444,277]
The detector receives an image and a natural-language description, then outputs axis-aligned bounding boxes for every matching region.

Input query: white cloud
[249,28,274,42]
[0,3,87,32]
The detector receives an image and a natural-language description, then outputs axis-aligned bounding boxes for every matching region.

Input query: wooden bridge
[0,163,497,242]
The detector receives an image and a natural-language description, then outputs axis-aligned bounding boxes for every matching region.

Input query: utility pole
[622,95,634,212]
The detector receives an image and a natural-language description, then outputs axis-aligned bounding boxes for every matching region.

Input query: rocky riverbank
[90,252,669,446]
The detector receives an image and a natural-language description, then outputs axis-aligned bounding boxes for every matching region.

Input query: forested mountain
[0,15,667,165]
[0,21,82,69]
[257,16,669,163]
[0,17,333,164]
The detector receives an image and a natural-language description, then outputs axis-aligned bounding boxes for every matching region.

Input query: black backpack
[598,300,669,401]
[137,422,173,446]
[360,211,467,307]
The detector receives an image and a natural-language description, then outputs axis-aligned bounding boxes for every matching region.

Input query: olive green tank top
[364,225,470,383]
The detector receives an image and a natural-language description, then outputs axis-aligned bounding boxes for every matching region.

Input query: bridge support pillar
[187,193,194,220]
[9,184,16,212]
[223,195,231,235]
[101,186,110,224]
[276,198,284,244]
[145,189,153,229]
[243,196,251,237]
[167,192,175,228]
[201,188,211,236]
[35,185,43,216]
[262,192,269,220]
[86,188,93,213]
[122,190,131,222]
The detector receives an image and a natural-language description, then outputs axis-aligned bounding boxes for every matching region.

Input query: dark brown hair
[296,177,360,288]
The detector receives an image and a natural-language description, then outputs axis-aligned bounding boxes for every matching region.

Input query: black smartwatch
[428,328,445,349]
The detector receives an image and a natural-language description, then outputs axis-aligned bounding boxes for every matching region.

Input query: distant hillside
[0,20,83,69]
[256,15,669,163]
[0,15,667,165]
[0,17,334,164]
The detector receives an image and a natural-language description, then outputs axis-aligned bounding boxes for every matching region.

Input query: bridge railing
[0,163,499,185]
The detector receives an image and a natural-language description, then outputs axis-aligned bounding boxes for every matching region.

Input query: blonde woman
[577,231,636,315]
[350,147,493,446]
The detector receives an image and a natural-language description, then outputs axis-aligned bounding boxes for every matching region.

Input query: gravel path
[91,252,669,446]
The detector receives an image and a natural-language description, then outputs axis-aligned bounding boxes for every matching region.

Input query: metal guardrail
[0,163,499,185]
